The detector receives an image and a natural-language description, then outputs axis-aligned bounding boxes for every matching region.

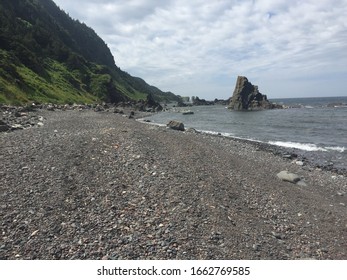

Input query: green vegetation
[0,0,180,105]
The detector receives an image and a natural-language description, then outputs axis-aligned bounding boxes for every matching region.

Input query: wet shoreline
[137,117,347,176]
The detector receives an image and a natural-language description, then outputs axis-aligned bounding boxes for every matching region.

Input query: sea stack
[228,76,280,110]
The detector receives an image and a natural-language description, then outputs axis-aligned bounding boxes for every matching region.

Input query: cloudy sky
[53,0,347,99]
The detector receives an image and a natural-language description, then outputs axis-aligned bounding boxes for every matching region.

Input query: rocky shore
[0,108,346,259]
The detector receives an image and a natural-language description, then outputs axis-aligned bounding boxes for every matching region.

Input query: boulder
[277,170,301,183]
[167,120,185,131]
[113,108,124,114]
[0,120,10,132]
[229,76,282,110]
[94,104,104,112]
[46,104,55,111]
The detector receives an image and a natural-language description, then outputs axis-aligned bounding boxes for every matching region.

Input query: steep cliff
[0,0,179,104]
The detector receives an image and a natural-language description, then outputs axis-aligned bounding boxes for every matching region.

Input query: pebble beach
[0,108,346,259]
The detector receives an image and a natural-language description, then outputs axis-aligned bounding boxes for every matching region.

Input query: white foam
[269,141,325,151]
[136,119,166,127]
[197,130,220,135]
[197,130,269,145]
[324,146,345,152]
[196,129,236,138]
[137,119,346,154]
[269,141,345,152]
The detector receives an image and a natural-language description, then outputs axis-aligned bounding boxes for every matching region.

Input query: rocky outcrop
[228,76,281,110]
[133,94,163,112]
[192,97,214,106]
[145,93,163,112]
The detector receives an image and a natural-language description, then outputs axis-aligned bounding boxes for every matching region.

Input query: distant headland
[175,76,283,109]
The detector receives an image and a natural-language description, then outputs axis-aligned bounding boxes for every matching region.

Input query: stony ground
[0,109,346,259]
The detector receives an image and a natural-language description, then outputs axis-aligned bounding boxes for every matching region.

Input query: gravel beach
[1,109,346,259]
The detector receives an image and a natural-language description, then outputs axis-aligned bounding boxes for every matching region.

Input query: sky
[53,0,347,99]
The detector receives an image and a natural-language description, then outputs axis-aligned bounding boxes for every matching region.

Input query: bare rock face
[228,76,280,110]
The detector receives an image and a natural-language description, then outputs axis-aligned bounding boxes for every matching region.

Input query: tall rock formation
[228,76,279,110]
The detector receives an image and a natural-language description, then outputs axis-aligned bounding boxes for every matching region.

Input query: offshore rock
[192,96,214,106]
[229,76,281,110]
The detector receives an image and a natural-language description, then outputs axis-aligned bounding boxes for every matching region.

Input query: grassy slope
[0,48,153,105]
[0,0,180,105]
[0,49,96,104]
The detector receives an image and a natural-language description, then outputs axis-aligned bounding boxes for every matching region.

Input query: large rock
[146,94,163,112]
[228,76,281,110]
[167,120,185,131]
[0,120,10,132]
[277,171,301,183]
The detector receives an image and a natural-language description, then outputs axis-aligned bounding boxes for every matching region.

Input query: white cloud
[53,0,347,98]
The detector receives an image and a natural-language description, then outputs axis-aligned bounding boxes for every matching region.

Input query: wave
[188,130,346,154]
[197,129,234,137]
[138,118,345,154]
[137,118,166,127]
[324,146,346,152]
[268,141,345,152]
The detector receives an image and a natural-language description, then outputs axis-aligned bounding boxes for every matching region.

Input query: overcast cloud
[53,0,347,99]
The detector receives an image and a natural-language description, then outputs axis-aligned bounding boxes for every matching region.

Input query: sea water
[144,96,347,171]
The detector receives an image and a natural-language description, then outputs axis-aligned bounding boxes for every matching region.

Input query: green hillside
[0,0,180,105]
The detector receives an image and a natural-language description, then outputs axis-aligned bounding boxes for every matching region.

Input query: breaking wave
[268,141,345,153]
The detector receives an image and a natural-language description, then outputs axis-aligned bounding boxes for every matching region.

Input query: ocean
[143,96,347,172]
